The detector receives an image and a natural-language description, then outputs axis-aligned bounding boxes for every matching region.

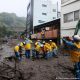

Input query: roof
[34,18,60,29]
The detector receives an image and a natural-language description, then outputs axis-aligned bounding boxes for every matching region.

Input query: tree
[0,12,26,38]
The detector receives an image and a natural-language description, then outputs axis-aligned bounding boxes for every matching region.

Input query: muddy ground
[0,39,75,80]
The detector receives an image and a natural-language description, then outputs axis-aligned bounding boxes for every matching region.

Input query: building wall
[27,0,58,33]
[61,0,80,37]
[33,0,57,26]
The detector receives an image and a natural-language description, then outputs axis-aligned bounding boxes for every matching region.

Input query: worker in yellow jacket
[35,40,43,59]
[24,39,32,58]
[62,35,80,79]
[14,44,21,61]
[49,40,58,57]
[43,41,52,59]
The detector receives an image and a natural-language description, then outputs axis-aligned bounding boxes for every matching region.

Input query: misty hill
[0,12,26,28]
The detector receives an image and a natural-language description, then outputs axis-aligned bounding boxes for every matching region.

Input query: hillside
[0,12,26,28]
[0,12,26,37]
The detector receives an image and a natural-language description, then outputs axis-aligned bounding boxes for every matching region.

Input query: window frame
[53,9,56,12]
[42,4,47,7]
[53,17,56,19]
[42,13,47,16]
[38,20,45,23]
[74,10,79,21]
[64,12,74,23]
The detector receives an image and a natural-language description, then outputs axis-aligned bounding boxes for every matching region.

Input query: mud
[0,39,75,80]
[18,55,74,80]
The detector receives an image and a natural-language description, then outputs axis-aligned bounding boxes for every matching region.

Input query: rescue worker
[43,41,52,59]
[14,44,21,61]
[24,39,32,58]
[62,35,80,79]
[35,40,40,59]
[49,40,58,57]
[62,37,73,56]
[35,40,43,59]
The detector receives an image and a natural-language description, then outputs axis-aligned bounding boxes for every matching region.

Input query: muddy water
[0,44,14,61]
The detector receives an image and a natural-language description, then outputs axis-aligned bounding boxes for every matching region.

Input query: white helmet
[23,42,26,45]
[43,41,45,44]
[49,40,52,42]
[73,35,80,41]
[40,44,44,47]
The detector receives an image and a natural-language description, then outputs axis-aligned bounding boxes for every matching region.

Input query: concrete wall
[61,0,80,37]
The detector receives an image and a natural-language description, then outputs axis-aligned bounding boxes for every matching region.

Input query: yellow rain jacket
[44,43,52,52]
[35,41,42,52]
[69,42,80,62]
[14,46,19,52]
[24,43,31,50]
[35,44,41,52]
[20,42,23,47]
[50,42,57,49]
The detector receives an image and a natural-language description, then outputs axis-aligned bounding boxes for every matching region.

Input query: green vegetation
[0,12,26,37]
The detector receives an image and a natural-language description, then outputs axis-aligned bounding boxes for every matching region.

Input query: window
[64,12,73,23]
[53,9,56,12]
[74,10,79,21]
[42,4,47,7]
[42,13,47,15]
[53,17,56,19]
[38,20,45,23]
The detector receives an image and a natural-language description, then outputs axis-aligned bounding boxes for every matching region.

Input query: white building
[27,0,58,33]
[61,0,80,37]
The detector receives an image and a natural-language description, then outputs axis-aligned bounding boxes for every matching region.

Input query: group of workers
[14,38,58,61]
[14,34,80,79]
[34,39,58,59]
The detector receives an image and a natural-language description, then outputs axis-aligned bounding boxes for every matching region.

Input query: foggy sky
[0,0,61,17]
